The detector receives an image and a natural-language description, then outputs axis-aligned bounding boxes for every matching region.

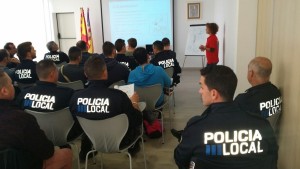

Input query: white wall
[174,0,216,68]
[0,0,51,61]
[49,0,103,54]
[235,0,258,94]
[213,0,257,95]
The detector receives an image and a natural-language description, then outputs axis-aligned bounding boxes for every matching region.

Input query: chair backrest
[109,80,126,89]
[77,114,128,153]
[135,84,161,111]
[0,148,28,169]
[25,108,74,146]
[164,67,174,78]
[57,80,84,90]
[267,112,281,132]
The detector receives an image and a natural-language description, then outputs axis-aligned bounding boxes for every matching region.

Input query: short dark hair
[0,49,9,62]
[76,40,87,50]
[102,41,115,56]
[127,38,137,48]
[206,23,219,34]
[133,47,148,65]
[200,65,237,101]
[17,42,32,60]
[36,59,57,79]
[115,39,125,52]
[4,42,14,50]
[162,38,170,46]
[84,56,106,80]
[153,40,164,51]
[46,41,57,51]
[68,46,82,61]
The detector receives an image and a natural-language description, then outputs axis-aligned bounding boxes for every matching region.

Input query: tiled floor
[77,68,206,169]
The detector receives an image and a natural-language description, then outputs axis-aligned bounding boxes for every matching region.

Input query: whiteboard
[185,24,208,56]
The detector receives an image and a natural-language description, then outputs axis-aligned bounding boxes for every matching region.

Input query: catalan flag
[87,8,94,53]
[80,8,88,43]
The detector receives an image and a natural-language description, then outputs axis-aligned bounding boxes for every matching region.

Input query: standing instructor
[199,23,219,67]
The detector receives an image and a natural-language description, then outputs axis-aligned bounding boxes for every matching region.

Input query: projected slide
[106,0,173,47]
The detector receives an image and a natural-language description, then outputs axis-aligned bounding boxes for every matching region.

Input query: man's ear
[210,89,219,100]
[249,69,254,78]
[0,87,8,96]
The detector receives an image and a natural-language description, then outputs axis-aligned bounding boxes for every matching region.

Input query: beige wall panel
[257,0,300,168]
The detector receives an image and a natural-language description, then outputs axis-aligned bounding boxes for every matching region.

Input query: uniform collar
[0,99,16,110]
[246,82,272,92]
[20,59,34,63]
[210,102,235,113]
[88,80,108,88]
[36,81,57,87]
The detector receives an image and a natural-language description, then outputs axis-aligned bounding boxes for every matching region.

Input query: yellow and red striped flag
[80,8,88,43]
[87,8,94,53]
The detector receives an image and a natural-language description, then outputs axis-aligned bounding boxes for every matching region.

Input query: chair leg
[173,91,176,108]
[160,111,165,144]
[168,96,173,129]
[100,153,103,169]
[141,137,147,169]
[125,152,133,169]
[85,150,97,169]
[72,143,80,169]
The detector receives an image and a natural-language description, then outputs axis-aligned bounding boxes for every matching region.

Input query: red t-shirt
[206,34,219,64]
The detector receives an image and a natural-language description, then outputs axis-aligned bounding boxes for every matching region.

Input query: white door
[56,13,76,53]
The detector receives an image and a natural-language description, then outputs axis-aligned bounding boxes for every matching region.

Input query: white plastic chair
[77,114,147,169]
[25,108,81,169]
[57,80,84,90]
[135,84,168,144]
[164,67,176,113]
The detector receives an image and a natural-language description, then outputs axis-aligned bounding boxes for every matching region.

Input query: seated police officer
[58,46,87,86]
[174,65,278,169]
[4,42,20,69]
[16,59,84,142]
[44,41,69,65]
[14,41,38,85]
[103,41,130,87]
[69,56,143,156]
[235,57,282,130]
[76,40,93,66]
[150,40,181,85]
[115,39,138,71]
[17,59,74,112]
[0,49,15,81]
[0,70,72,169]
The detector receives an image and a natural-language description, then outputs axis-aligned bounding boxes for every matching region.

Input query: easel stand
[182,55,206,68]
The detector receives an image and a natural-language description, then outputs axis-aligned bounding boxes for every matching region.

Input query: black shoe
[171,129,182,142]
[128,142,141,157]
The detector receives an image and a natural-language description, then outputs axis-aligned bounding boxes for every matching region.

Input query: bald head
[248,57,272,85]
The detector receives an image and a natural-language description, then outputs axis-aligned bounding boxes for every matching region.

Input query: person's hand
[199,45,206,51]
[130,92,139,104]
[10,58,20,64]
[130,92,140,110]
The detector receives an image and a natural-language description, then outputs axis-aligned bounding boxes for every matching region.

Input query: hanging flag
[87,8,94,53]
[80,8,88,43]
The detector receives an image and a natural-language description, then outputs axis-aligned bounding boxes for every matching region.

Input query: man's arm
[174,126,197,169]
[122,92,143,128]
